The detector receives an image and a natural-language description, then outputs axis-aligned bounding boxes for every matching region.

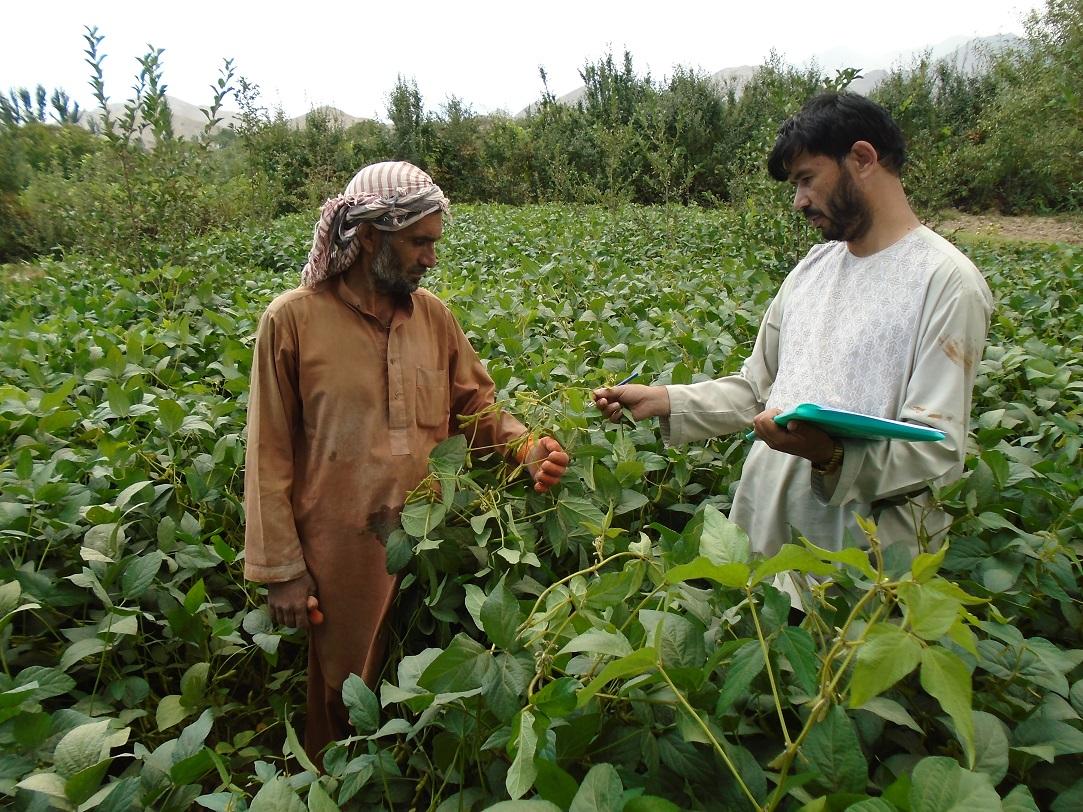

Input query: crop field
[1,204,1081,811]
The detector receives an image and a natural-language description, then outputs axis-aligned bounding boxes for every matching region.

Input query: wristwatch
[812,441,844,476]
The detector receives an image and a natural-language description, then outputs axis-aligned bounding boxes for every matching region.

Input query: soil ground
[936,210,1083,246]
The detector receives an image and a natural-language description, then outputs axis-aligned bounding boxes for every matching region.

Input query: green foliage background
[1,204,1081,810]
[1,0,1081,263]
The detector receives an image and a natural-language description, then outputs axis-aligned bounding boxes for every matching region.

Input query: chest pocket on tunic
[415,367,449,428]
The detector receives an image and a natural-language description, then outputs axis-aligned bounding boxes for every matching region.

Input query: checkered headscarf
[300,162,450,287]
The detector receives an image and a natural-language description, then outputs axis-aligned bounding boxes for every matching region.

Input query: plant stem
[657,661,763,811]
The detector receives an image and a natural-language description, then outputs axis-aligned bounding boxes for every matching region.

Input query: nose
[792,186,808,212]
[420,245,437,269]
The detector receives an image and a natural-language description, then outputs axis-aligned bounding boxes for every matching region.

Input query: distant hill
[81,97,367,141]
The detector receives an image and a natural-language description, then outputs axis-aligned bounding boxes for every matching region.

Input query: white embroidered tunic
[663,226,993,555]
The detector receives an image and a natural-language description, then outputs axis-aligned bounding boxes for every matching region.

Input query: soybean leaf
[249,776,306,812]
[531,677,578,719]
[850,624,922,708]
[578,648,658,706]
[506,709,540,801]
[481,577,522,650]
[665,556,750,588]
[777,626,818,694]
[801,705,868,794]
[715,640,765,714]
[920,646,974,768]
[699,504,751,565]
[569,763,623,812]
[907,756,999,811]
[969,711,1009,784]
[558,628,633,659]
[53,720,110,777]
[418,634,492,693]
[342,674,379,734]
[484,651,531,722]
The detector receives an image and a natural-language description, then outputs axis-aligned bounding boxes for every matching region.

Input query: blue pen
[616,372,639,386]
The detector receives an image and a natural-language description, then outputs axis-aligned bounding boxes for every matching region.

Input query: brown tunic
[243,274,526,752]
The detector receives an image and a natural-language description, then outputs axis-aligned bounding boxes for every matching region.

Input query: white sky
[2,0,1042,120]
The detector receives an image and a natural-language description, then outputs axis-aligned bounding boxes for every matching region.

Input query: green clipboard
[746,403,946,442]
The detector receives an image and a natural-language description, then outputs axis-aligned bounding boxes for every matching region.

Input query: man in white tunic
[594,92,993,557]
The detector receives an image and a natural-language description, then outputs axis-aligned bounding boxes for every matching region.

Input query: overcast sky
[2,0,1042,120]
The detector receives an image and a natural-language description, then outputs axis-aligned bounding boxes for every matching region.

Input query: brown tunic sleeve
[243,302,309,583]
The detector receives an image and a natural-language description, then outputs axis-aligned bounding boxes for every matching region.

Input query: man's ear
[356,223,382,255]
[849,141,880,175]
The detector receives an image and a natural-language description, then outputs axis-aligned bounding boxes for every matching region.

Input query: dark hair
[767,91,907,181]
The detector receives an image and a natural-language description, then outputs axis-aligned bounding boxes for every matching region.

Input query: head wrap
[300,161,450,288]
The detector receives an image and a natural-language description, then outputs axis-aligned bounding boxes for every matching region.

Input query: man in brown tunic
[243,162,569,763]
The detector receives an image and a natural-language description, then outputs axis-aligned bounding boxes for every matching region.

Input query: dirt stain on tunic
[938,335,980,376]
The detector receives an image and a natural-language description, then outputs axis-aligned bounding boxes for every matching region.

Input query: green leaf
[911,544,948,582]
[156,694,191,731]
[39,378,76,412]
[715,640,765,714]
[907,756,999,811]
[665,555,750,588]
[59,637,106,671]
[751,543,836,583]
[970,711,1008,784]
[180,662,209,707]
[699,504,751,565]
[1012,717,1083,756]
[623,797,682,812]
[16,772,69,806]
[639,609,706,669]
[506,709,540,800]
[250,776,307,812]
[95,777,141,812]
[418,634,492,693]
[481,577,522,650]
[777,626,818,694]
[483,802,562,811]
[121,551,163,599]
[920,647,974,768]
[341,674,379,734]
[385,528,413,572]
[531,677,578,718]
[569,763,623,812]
[1001,785,1039,812]
[484,651,531,722]
[285,719,319,774]
[157,398,186,434]
[803,541,877,579]
[578,647,658,706]
[53,720,110,777]
[857,696,922,733]
[400,500,447,538]
[15,666,75,701]
[850,623,922,708]
[900,581,962,641]
[557,494,606,536]
[307,780,342,812]
[534,758,578,810]
[801,705,868,794]
[557,628,633,659]
[584,566,642,609]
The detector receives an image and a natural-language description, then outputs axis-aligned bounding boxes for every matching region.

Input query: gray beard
[371,239,419,298]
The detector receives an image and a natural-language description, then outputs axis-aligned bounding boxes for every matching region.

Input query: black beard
[817,167,873,242]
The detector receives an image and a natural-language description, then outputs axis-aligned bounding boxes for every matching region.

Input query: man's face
[370,212,443,297]
[788,151,873,243]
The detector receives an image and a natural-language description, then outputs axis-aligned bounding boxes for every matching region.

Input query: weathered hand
[524,436,570,493]
[267,571,317,630]
[592,384,671,423]
[751,409,836,465]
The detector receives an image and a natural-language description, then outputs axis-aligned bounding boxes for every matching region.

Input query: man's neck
[846,186,921,258]
[342,265,399,327]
